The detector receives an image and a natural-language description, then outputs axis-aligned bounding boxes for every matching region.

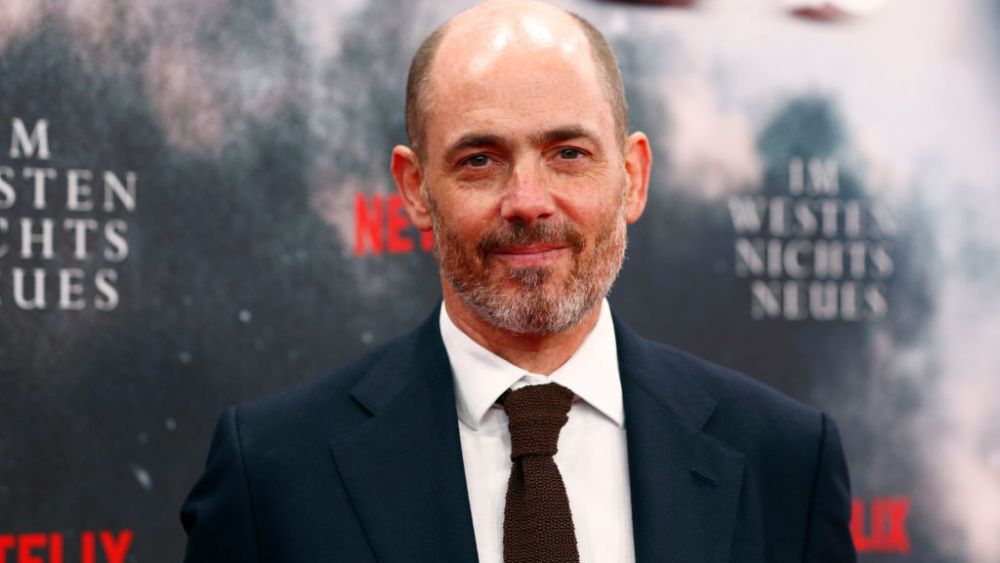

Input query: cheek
[557,187,620,232]
[432,201,492,250]
[431,189,499,233]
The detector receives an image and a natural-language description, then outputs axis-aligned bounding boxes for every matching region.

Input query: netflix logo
[851,497,911,554]
[353,193,433,256]
[0,530,132,563]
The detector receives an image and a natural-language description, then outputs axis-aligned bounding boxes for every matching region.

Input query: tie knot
[500,383,574,459]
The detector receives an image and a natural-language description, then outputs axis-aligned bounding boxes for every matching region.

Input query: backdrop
[1,0,998,561]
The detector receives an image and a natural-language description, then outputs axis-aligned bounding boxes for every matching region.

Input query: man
[181,1,856,562]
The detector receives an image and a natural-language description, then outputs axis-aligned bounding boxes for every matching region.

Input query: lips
[476,221,585,266]
[493,244,567,266]
[497,244,564,254]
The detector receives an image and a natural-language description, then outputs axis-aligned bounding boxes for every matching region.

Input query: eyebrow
[441,125,603,164]
[442,133,505,164]
[529,125,599,147]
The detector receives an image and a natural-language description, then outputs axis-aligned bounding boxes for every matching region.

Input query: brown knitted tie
[499,383,580,563]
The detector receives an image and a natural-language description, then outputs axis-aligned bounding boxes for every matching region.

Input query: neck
[441,281,602,375]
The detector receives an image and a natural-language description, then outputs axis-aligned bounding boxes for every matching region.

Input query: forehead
[421,14,615,153]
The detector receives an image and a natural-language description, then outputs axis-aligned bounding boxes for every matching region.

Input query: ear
[622,132,652,224]
[391,145,433,230]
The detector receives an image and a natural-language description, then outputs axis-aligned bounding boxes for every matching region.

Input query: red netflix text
[0,530,132,563]
[354,194,433,256]
[851,497,910,554]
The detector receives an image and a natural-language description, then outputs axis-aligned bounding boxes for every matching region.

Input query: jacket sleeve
[803,413,857,562]
[180,406,261,563]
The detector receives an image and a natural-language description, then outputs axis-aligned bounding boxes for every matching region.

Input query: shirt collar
[440,299,624,431]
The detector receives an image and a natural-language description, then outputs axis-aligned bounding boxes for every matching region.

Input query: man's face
[417,26,632,334]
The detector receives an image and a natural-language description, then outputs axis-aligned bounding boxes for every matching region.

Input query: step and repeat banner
[1,0,998,561]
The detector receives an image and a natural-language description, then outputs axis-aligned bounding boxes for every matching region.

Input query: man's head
[392,0,652,335]
[405,1,629,158]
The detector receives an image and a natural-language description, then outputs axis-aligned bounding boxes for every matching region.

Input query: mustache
[476,220,585,257]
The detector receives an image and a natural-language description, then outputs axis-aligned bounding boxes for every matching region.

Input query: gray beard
[432,203,628,335]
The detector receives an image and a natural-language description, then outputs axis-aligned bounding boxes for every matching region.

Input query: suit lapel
[329,310,478,563]
[327,308,745,563]
[615,316,745,563]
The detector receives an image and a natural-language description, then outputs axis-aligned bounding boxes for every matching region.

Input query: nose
[500,162,556,224]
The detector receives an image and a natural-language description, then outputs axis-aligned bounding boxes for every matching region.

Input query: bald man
[180,2,856,562]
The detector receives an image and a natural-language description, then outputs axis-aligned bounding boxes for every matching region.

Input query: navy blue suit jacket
[181,308,856,562]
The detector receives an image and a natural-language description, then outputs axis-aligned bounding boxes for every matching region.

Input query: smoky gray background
[0,0,998,561]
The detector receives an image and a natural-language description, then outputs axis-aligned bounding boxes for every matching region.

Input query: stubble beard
[428,187,628,335]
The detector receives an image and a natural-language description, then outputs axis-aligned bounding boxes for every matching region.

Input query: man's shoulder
[619,323,826,445]
[233,315,439,445]
[663,339,816,418]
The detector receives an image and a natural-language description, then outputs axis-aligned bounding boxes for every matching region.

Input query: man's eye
[558,148,583,160]
[465,154,490,167]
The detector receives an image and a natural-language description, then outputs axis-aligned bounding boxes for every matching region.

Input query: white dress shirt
[440,299,635,563]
